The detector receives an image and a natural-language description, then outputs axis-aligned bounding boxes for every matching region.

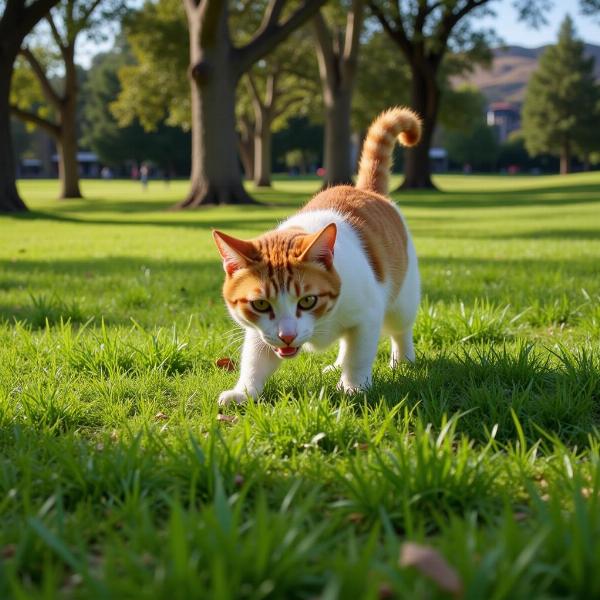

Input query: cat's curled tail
[355,107,422,196]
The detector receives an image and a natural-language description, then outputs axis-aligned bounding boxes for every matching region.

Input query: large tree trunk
[0,51,27,212]
[560,140,571,175]
[253,105,272,187]
[400,66,439,190]
[323,88,353,186]
[177,14,255,208]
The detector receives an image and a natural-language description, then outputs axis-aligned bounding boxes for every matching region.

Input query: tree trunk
[400,66,438,190]
[177,15,255,208]
[323,88,353,186]
[0,51,27,212]
[560,140,571,175]
[57,108,82,199]
[57,46,82,199]
[238,118,255,180]
[253,105,272,187]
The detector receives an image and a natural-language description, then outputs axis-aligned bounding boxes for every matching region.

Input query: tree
[522,16,599,175]
[180,0,327,207]
[0,0,60,212]
[243,31,318,186]
[368,0,511,189]
[10,0,122,198]
[115,0,326,207]
[313,0,364,186]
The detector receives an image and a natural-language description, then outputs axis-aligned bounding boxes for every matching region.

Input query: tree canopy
[522,16,600,174]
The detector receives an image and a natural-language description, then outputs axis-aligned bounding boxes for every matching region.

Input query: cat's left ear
[299,223,336,268]
[213,230,258,276]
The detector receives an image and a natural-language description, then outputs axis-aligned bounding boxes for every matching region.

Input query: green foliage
[111,0,189,131]
[81,46,191,172]
[522,16,600,161]
[353,31,410,132]
[0,174,599,595]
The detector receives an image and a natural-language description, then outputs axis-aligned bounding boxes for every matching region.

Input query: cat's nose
[278,332,296,346]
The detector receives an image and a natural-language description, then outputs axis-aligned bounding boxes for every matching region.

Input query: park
[1,0,600,597]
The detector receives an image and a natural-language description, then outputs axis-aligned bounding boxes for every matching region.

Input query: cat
[213,106,422,406]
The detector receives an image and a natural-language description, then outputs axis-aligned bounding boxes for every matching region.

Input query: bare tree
[0,0,60,212]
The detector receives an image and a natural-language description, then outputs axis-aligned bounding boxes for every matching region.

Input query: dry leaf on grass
[154,412,168,421]
[399,542,463,597]
[216,357,236,371]
[216,413,237,424]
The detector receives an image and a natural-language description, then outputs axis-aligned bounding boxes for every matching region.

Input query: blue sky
[476,1,599,47]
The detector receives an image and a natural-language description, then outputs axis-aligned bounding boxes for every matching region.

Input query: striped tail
[356,106,422,196]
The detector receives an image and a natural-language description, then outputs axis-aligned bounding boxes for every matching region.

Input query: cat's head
[213,224,340,358]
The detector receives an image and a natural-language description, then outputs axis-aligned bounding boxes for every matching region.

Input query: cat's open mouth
[274,346,300,358]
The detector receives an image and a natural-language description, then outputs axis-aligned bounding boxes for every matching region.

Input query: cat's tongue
[276,346,299,358]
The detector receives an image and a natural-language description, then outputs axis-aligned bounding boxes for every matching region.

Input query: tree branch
[431,0,490,66]
[12,0,62,43]
[46,11,68,58]
[274,93,305,118]
[343,0,365,62]
[10,104,60,137]
[313,11,337,91]
[234,0,327,76]
[19,47,63,109]
[368,0,412,57]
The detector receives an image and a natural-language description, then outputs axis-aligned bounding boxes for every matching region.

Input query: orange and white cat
[214,107,422,405]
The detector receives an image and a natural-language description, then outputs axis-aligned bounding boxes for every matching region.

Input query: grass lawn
[1,172,599,598]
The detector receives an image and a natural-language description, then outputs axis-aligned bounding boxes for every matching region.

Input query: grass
[0,172,599,598]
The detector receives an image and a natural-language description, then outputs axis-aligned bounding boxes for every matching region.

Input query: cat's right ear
[212,230,257,276]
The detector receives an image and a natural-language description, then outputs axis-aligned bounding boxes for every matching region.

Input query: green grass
[0,172,599,598]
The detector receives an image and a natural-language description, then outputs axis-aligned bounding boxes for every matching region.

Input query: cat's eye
[298,295,317,310]
[250,299,271,313]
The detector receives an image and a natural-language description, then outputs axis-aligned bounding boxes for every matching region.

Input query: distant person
[140,164,149,189]
[101,166,112,179]
[131,165,139,180]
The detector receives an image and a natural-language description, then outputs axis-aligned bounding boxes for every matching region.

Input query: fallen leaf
[154,412,168,421]
[1,544,16,559]
[377,582,394,599]
[217,413,237,424]
[354,442,369,451]
[234,474,244,487]
[347,512,365,524]
[216,357,236,371]
[514,511,529,522]
[399,542,463,598]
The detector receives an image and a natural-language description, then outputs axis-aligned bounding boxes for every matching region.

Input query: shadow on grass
[0,253,598,325]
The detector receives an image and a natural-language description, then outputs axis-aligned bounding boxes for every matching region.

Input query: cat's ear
[213,230,258,276]
[299,223,336,268]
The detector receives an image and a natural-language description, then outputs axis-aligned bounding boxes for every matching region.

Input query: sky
[476,1,600,47]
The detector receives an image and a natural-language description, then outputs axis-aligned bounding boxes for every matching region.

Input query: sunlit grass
[0,172,599,597]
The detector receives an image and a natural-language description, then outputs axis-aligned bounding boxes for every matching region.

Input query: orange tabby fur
[213,106,422,404]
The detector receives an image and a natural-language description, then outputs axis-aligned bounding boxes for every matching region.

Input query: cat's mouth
[274,346,300,358]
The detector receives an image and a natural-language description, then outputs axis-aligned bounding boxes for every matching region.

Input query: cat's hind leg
[390,329,415,367]
[218,330,280,406]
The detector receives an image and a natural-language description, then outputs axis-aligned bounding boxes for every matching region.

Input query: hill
[455,44,600,104]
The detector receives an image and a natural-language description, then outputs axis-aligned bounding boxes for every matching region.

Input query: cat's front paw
[337,376,371,395]
[322,363,341,374]
[218,389,248,406]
